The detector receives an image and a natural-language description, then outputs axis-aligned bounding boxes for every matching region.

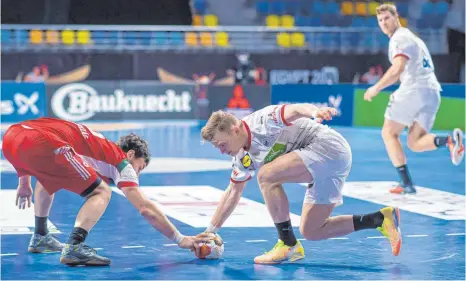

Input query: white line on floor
[446,233,465,236]
[0,253,18,256]
[406,234,428,237]
[245,239,268,243]
[122,245,145,249]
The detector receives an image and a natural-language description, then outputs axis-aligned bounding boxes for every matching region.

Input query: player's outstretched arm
[364,56,408,101]
[121,186,213,251]
[205,181,247,233]
[283,103,338,123]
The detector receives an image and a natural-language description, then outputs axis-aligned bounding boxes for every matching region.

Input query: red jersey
[19,118,139,188]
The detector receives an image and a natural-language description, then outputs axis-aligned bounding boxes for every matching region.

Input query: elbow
[139,200,155,221]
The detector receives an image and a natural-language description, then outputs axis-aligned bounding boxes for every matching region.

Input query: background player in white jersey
[197,104,402,264]
[363,4,464,194]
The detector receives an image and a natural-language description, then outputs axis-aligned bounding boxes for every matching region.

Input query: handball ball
[198,233,224,259]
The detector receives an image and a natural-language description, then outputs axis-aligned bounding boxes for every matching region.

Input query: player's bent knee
[299,226,324,241]
[257,166,277,188]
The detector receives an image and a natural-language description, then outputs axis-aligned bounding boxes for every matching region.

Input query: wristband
[205,222,219,233]
[172,230,185,244]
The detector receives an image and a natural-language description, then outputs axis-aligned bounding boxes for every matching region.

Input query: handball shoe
[254,240,305,264]
[60,243,110,266]
[448,128,464,165]
[28,233,64,253]
[377,207,402,256]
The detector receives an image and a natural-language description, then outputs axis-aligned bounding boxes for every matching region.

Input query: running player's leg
[383,92,419,194]
[51,146,112,266]
[406,93,464,165]
[28,181,64,253]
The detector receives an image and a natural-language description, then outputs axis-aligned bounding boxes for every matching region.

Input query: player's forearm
[123,187,183,243]
[284,103,320,123]
[373,66,402,92]
[18,176,31,187]
[209,183,245,230]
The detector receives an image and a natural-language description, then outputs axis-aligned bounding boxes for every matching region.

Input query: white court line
[366,236,385,239]
[446,233,465,236]
[329,237,349,240]
[406,234,428,238]
[245,240,268,243]
[121,245,145,249]
[163,244,178,247]
[94,248,103,251]
[0,253,18,256]
[420,253,457,263]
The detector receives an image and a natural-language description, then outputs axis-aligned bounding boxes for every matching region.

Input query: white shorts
[384,88,441,132]
[295,129,352,206]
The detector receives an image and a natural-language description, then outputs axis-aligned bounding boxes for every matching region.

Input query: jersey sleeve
[390,37,415,60]
[116,163,139,188]
[263,104,292,130]
[230,156,254,183]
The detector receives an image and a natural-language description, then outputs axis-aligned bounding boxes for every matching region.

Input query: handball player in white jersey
[363,4,464,194]
[197,104,402,264]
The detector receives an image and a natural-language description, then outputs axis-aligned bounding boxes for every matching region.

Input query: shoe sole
[254,256,305,265]
[391,207,402,256]
[28,247,62,253]
[452,128,464,165]
[60,256,111,266]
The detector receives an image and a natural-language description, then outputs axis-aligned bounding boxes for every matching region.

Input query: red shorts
[2,124,101,196]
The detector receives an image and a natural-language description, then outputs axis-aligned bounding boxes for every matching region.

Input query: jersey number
[422,57,432,68]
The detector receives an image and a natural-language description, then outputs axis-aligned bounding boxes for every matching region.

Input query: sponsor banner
[1,82,47,123]
[112,185,301,227]
[271,84,354,126]
[300,181,465,221]
[207,85,271,119]
[2,52,461,84]
[353,84,465,130]
[46,81,196,121]
[0,190,61,235]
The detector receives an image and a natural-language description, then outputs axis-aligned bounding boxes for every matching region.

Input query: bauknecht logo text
[51,83,192,121]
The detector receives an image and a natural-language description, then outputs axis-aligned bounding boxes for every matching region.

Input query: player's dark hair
[117,133,151,165]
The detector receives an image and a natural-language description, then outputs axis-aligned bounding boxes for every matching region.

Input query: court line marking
[446,233,465,236]
[406,234,429,237]
[245,239,268,243]
[420,253,457,263]
[0,253,19,256]
[366,236,385,239]
[122,245,145,249]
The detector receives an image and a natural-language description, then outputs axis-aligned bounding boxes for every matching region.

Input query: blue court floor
[1,121,465,280]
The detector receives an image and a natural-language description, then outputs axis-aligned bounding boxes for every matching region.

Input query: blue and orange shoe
[390,184,416,195]
[377,206,402,256]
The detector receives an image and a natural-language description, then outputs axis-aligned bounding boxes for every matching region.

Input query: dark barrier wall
[46,81,196,121]
[2,52,461,84]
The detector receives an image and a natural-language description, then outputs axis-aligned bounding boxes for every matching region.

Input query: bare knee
[381,126,400,141]
[86,184,112,203]
[299,225,325,241]
[257,166,276,190]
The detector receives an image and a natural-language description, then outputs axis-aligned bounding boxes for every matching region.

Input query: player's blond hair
[376,3,398,16]
[201,110,239,143]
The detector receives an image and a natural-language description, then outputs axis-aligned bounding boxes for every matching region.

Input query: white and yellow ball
[198,233,224,259]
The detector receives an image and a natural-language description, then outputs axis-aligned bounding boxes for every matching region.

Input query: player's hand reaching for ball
[313,107,338,122]
[178,233,214,253]
[16,184,33,209]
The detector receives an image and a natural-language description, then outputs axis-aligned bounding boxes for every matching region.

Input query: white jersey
[388,27,441,91]
[230,104,329,183]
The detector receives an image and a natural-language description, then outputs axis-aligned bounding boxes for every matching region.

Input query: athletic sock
[67,227,88,245]
[353,211,384,231]
[34,216,48,236]
[434,136,449,147]
[396,164,414,187]
[275,220,297,247]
